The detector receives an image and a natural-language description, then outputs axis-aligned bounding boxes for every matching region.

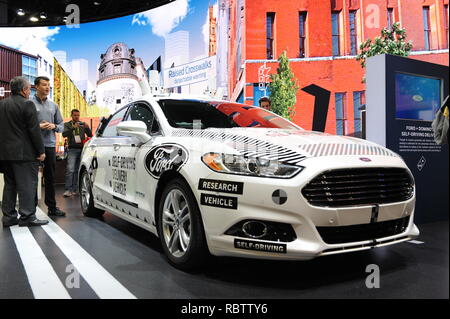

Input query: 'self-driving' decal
[200,193,238,210]
[234,239,287,254]
[198,179,244,195]
[144,143,188,179]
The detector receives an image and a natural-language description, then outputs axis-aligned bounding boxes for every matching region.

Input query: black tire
[79,169,104,218]
[157,178,209,270]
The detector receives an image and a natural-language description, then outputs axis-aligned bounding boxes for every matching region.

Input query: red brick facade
[227,0,449,135]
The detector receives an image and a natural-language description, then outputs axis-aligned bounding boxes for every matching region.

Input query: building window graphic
[444,4,449,49]
[22,55,37,84]
[349,10,358,55]
[353,91,365,135]
[299,11,307,58]
[335,92,347,135]
[423,6,431,51]
[387,8,394,29]
[266,12,275,59]
[331,11,341,56]
[253,84,271,107]
[222,0,448,135]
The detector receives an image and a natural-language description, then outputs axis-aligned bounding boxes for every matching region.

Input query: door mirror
[117,121,151,143]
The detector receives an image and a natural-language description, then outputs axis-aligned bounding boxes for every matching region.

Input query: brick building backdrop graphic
[225,0,449,136]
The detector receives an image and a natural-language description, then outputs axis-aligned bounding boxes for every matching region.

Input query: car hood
[170,128,397,165]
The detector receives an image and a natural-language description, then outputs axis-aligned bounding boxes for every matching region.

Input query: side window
[127,103,160,134]
[102,107,128,137]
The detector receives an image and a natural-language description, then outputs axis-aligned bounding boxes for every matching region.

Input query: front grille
[317,216,410,244]
[302,167,414,207]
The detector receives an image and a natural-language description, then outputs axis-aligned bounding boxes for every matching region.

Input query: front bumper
[185,155,419,260]
[208,216,419,260]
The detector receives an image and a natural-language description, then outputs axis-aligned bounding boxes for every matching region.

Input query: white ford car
[79,94,419,269]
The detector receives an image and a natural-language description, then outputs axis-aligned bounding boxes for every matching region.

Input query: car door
[120,101,161,223]
[90,105,133,208]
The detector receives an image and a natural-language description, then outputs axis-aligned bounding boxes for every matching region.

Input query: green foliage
[356,22,413,68]
[268,51,299,121]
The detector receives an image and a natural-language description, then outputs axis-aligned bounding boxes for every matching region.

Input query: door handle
[113,143,121,151]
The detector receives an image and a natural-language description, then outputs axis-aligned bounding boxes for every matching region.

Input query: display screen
[395,72,442,121]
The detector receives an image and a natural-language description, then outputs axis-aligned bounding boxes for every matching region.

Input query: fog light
[225,219,297,242]
[242,221,267,239]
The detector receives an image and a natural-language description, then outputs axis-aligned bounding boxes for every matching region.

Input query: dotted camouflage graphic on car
[171,129,397,164]
[297,143,397,157]
[171,129,307,165]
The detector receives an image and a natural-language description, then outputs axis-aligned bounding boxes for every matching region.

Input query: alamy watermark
[365,4,381,29]
[365,264,380,289]
[65,264,80,289]
[65,4,80,28]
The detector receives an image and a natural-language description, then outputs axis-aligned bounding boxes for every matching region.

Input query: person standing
[0,76,48,227]
[62,109,92,197]
[31,76,66,217]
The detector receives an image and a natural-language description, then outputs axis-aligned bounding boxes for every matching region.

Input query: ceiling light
[29,16,39,22]
[17,9,25,16]
[93,1,101,5]
[40,12,47,19]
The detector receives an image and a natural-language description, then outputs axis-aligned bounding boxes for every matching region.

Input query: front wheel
[80,170,104,218]
[157,178,209,270]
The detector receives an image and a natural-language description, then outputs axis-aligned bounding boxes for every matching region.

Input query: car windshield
[158,99,300,130]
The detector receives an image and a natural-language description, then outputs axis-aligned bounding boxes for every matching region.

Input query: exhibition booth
[0,0,448,303]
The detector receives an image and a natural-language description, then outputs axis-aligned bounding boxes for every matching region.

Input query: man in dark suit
[0,76,48,227]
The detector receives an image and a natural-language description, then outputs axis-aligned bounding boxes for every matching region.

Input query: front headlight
[202,152,304,178]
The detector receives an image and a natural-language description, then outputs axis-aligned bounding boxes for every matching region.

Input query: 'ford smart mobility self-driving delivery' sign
[163,56,216,89]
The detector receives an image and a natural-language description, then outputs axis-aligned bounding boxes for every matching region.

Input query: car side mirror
[117,121,151,143]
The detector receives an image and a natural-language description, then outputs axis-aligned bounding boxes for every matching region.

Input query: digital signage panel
[395,72,441,121]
